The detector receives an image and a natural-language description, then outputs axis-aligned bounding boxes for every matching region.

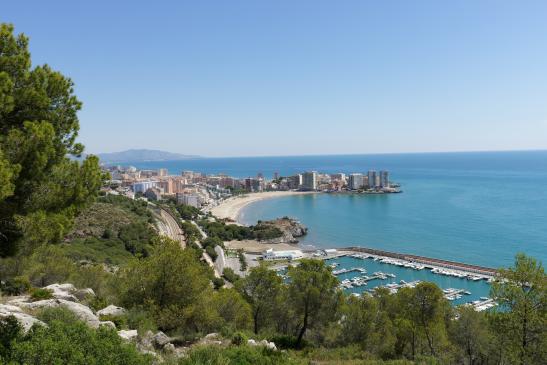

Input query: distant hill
[96,149,201,163]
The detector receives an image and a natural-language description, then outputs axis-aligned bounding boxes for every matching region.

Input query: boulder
[99,320,116,329]
[18,299,101,328]
[163,343,175,353]
[43,283,78,302]
[74,288,95,301]
[0,304,45,332]
[97,305,126,318]
[152,331,171,348]
[118,329,139,341]
[247,339,257,346]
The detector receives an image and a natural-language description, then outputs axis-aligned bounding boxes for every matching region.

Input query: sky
[3,1,547,157]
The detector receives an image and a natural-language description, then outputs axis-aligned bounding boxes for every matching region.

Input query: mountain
[95,149,201,163]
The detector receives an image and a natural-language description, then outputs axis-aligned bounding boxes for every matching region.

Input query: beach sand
[210,191,315,222]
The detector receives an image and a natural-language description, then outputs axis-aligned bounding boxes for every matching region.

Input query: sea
[120,150,547,269]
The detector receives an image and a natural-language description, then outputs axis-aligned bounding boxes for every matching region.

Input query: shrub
[213,277,225,289]
[222,268,240,284]
[0,276,31,295]
[206,246,218,261]
[232,331,248,346]
[30,288,54,301]
[125,307,157,335]
[36,307,80,326]
[99,314,128,329]
[1,317,152,364]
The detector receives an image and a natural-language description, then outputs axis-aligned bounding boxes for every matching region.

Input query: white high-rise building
[301,171,318,191]
[348,173,364,190]
[379,170,389,188]
[367,170,377,188]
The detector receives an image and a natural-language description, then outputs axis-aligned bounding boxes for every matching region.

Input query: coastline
[210,191,316,222]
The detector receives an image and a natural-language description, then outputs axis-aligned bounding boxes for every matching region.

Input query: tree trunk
[296,302,309,348]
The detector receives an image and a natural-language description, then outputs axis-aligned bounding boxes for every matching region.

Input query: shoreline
[210,191,316,222]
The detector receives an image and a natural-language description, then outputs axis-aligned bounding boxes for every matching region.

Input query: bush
[232,332,248,346]
[0,276,31,295]
[36,307,80,326]
[222,268,240,284]
[0,315,152,364]
[206,246,218,261]
[99,314,128,329]
[178,344,296,365]
[125,307,157,335]
[30,288,54,301]
[213,277,225,289]
[269,335,306,350]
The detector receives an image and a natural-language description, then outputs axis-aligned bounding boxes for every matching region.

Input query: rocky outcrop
[0,304,45,332]
[247,338,277,350]
[16,299,104,328]
[256,217,308,244]
[118,329,139,341]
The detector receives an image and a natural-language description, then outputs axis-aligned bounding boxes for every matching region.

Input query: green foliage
[287,259,342,348]
[62,195,158,265]
[238,250,248,271]
[29,288,53,301]
[176,204,201,220]
[199,220,284,242]
[22,244,77,287]
[199,220,253,241]
[0,23,103,256]
[239,265,283,334]
[0,315,152,364]
[250,223,283,241]
[490,253,546,365]
[231,332,248,346]
[178,345,297,365]
[180,221,202,245]
[206,245,218,261]
[117,236,214,333]
[223,267,240,284]
[211,288,253,333]
[212,277,225,289]
[36,307,80,326]
[0,276,30,295]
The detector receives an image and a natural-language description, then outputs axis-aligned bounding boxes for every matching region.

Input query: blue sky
[3,1,547,157]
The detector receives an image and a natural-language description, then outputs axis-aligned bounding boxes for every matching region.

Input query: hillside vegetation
[60,195,158,265]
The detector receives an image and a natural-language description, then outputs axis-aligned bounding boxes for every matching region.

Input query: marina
[323,253,494,307]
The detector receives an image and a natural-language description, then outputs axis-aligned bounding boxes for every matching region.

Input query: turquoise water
[123,150,547,268]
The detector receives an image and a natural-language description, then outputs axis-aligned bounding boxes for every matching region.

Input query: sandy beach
[210,191,315,222]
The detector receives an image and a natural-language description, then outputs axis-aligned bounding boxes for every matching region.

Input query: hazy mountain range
[95,149,201,163]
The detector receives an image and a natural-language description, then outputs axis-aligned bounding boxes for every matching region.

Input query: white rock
[247,339,257,346]
[74,288,95,301]
[163,343,175,353]
[18,299,101,328]
[152,331,171,347]
[118,329,139,341]
[266,342,277,351]
[204,333,219,340]
[97,305,126,317]
[99,320,116,329]
[259,339,269,347]
[0,304,45,332]
[43,283,78,302]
